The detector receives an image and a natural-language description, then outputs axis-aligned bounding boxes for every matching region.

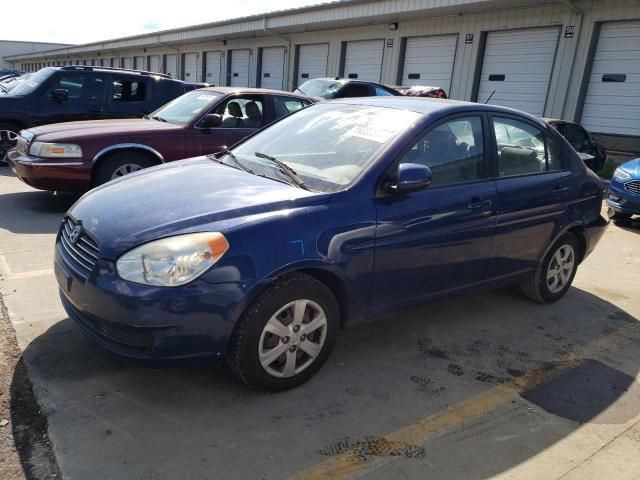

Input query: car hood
[68,157,324,259]
[28,119,182,142]
[620,158,640,177]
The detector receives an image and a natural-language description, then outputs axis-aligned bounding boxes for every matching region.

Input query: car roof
[199,86,312,99]
[330,96,549,128]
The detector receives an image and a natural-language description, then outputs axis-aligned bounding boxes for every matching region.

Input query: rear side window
[112,79,146,102]
[493,117,564,177]
[399,116,485,187]
[273,96,306,120]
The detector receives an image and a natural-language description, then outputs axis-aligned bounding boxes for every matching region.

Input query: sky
[3,0,325,45]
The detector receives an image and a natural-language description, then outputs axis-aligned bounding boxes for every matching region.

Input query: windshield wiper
[253,152,309,190]
[207,149,253,174]
[150,115,167,122]
[0,84,8,94]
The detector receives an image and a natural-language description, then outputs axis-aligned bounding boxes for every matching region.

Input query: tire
[0,123,20,166]
[93,151,158,186]
[227,273,340,391]
[520,233,580,304]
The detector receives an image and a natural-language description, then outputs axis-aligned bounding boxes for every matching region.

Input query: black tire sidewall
[0,123,20,165]
[538,234,580,302]
[94,152,156,186]
[229,274,339,391]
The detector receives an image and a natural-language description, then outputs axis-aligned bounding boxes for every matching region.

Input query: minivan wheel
[227,273,339,391]
[93,151,157,186]
[0,124,20,165]
[520,233,580,304]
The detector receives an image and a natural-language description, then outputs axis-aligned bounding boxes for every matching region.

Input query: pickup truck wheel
[94,152,157,186]
[520,233,579,304]
[0,123,20,166]
[227,273,339,391]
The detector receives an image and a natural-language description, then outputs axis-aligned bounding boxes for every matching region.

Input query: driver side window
[214,96,264,129]
[399,116,485,187]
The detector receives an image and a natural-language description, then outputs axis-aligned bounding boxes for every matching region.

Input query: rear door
[36,72,107,125]
[488,114,577,279]
[371,113,496,312]
[106,76,150,118]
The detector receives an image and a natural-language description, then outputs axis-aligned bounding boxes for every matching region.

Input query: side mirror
[203,113,222,128]
[51,88,69,103]
[389,163,432,194]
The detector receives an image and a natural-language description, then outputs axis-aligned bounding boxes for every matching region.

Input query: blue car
[607,158,640,221]
[55,98,608,391]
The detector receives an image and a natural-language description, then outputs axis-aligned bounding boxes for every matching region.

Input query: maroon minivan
[8,87,313,191]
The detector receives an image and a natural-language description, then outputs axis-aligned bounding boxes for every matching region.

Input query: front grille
[624,180,640,196]
[59,217,100,278]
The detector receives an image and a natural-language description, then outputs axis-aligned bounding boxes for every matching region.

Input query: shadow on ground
[12,286,640,479]
[0,190,80,234]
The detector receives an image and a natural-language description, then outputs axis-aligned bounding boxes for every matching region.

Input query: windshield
[231,103,422,192]
[297,79,343,99]
[9,69,54,96]
[149,90,220,125]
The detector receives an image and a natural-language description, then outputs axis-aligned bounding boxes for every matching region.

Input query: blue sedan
[607,158,640,221]
[55,98,608,391]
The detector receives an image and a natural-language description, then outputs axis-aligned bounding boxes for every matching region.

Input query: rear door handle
[467,199,492,210]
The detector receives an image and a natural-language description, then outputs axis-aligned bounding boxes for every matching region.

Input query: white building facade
[4,0,640,151]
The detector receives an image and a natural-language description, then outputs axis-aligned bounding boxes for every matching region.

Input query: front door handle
[467,199,492,210]
[552,186,569,196]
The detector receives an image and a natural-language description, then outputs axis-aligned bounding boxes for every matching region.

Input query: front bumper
[606,180,640,216]
[55,240,250,366]
[8,149,92,192]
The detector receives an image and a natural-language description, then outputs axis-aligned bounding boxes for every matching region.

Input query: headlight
[29,141,83,158]
[613,167,631,181]
[116,232,229,287]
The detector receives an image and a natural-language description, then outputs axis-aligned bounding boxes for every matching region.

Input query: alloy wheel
[258,299,328,378]
[0,130,18,164]
[546,244,575,294]
[111,163,144,179]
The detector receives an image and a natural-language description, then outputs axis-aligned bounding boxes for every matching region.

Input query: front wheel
[93,151,157,186]
[0,124,20,165]
[227,273,339,391]
[520,233,580,303]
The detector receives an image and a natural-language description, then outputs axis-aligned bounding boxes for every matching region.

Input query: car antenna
[485,90,496,104]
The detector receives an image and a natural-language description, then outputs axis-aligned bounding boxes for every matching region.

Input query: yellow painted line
[288,322,640,480]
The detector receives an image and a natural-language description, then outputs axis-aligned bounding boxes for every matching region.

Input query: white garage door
[134,56,145,70]
[204,51,222,85]
[402,35,458,93]
[148,55,161,74]
[230,49,250,87]
[183,53,198,81]
[343,39,384,82]
[297,43,328,86]
[165,54,178,78]
[122,57,133,69]
[261,47,286,90]
[581,20,640,136]
[477,27,559,117]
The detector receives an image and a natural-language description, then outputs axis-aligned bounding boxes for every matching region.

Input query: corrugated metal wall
[7,0,640,143]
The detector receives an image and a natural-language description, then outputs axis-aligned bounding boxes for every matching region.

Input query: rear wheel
[227,273,339,391]
[93,151,158,186]
[520,233,580,303]
[0,123,20,166]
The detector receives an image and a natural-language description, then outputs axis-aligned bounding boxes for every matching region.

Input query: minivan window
[9,68,54,95]
[112,79,146,102]
[44,75,106,103]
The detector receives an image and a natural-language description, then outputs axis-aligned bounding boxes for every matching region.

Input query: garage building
[4,0,640,152]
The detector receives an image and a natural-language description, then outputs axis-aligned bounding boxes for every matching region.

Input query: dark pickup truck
[1,66,206,163]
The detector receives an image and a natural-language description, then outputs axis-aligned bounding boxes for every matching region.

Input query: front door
[371,114,496,313]
[488,115,577,279]
[36,72,107,125]
[185,94,266,157]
